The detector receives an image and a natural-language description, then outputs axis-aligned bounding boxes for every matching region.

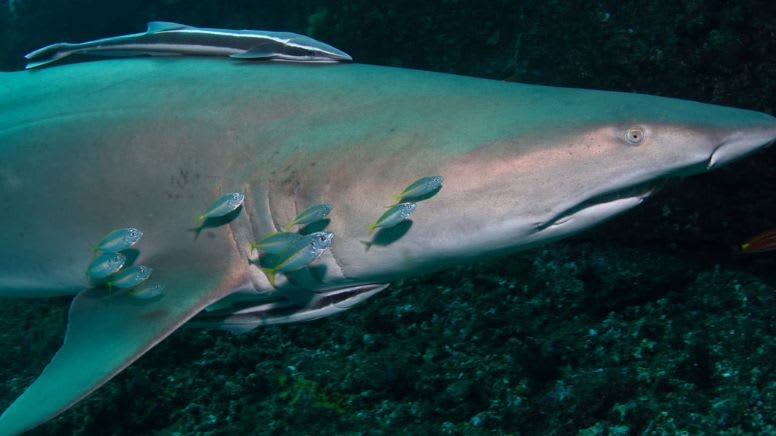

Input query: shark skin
[0,58,775,433]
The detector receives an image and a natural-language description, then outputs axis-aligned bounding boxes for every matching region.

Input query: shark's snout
[706,115,776,170]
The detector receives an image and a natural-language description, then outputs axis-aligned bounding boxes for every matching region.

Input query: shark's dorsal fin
[146,21,189,33]
[0,256,236,434]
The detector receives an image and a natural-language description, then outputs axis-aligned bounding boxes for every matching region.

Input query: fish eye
[625,127,645,144]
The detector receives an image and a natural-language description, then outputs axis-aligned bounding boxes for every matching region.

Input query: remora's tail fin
[0,255,236,434]
[24,43,72,69]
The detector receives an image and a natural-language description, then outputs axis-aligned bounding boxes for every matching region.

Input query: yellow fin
[261,268,276,287]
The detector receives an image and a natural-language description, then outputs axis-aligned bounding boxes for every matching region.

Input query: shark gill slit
[327,246,348,281]
[239,181,263,291]
[241,182,259,242]
[265,175,281,231]
[224,218,242,264]
[315,171,347,280]
[292,173,301,228]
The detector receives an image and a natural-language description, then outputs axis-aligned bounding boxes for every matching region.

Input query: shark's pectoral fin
[0,258,237,435]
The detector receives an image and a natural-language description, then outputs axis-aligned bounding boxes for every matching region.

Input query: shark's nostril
[706,142,727,170]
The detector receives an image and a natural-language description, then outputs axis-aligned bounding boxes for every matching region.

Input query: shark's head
[276,34,353,63]
[435,90,776,251]
[327,83,776,283]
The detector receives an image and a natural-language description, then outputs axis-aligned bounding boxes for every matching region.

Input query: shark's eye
[625,127,645,144]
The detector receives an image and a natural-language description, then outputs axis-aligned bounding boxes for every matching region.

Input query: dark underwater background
[1,1,775,434]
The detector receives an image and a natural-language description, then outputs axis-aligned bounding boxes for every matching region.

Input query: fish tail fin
[261,268,277,287]
[187,225,203,240]
[359,240,373,252]
[283,222,295,231]
[196,214,206,223]
[384,195,402,207]
[24,42,73,69]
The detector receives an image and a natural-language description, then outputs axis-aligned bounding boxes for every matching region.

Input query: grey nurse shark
[0,55,775,433]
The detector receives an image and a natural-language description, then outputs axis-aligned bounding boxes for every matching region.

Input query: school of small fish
[365,176,443,237]
[84,180,440,291]
[259,231,335,286]
[86,227,155,296]
[247,203,335,286]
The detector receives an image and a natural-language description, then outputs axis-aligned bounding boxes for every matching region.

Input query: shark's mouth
[536,181,659,232]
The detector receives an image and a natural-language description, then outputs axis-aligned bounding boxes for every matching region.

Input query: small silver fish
[284,203,333,230]
[261,231,334,286]
[85,252,127,280]
[366,203,416,235]
[249,231,302,254]
[94,227,143,253]
[197,192,245,223]
[25,21,353,69]
[391,176,444,204]
[127,282,165,300]
[108,265,153,290]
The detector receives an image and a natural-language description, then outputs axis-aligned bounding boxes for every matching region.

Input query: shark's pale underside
[0,58,774,434]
